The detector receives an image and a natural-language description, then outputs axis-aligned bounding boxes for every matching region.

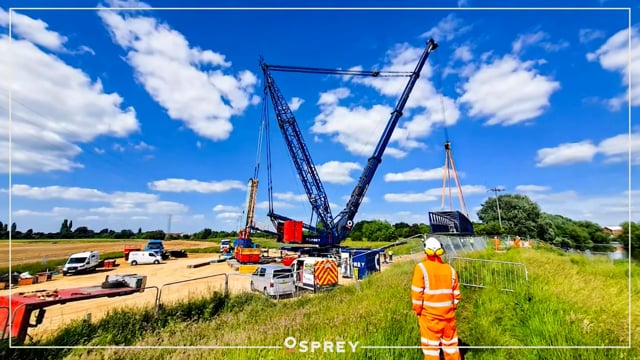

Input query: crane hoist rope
[433,51,469,219]
[238,86,270,238]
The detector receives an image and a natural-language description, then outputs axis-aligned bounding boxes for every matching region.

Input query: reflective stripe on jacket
[411,256,461,320]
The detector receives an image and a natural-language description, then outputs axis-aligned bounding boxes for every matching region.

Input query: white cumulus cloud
[420,14,472,42]
[289,97,304,111]
[9,184,189,216]
[216,212,242,220]
[273,192,308,202]
[512,30,569,54]
[458,55,560,126]
[453,45,473,62]
[579,28,605,44]
[0,11,139,174]
[312,40,460,159]
[98,5,258,140]
[384,185,487,203]
[587,26,640,109]
[0,8,68,51]
[535,141,599,167]
[535,131,640,167]
[384,167,445,182]
[213,204,242,212]
[515,185,551,192]
[316,161,362,185]
[148,178,246,193]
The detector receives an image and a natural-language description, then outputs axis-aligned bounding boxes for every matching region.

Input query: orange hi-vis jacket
[411,256,461,320]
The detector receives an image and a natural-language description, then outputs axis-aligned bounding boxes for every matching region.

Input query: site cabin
[292,257,339,292]
[62,251,100,276]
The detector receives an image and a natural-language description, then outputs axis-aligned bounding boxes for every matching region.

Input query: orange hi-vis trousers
[419,316,461,360]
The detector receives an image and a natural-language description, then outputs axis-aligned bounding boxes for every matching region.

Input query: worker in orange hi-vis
[411,237,462,360]
[493,236,501,251]
[514,236,521,248]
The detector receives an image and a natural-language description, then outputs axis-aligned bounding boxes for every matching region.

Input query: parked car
[250,264,295,297]
[127,251,162,265]
[62,251,100,276]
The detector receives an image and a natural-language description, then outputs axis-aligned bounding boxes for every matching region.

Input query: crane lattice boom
[261,39,439,248]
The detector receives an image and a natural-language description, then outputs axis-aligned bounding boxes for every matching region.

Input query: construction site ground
[1,247,414,342]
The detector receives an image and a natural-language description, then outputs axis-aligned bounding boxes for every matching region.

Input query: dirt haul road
[0,240,215,267]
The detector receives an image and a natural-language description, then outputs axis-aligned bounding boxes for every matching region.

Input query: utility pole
[166,214,172,239]
[487,187,504,230]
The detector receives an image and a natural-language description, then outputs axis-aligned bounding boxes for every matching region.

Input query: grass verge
[1,248,637,360]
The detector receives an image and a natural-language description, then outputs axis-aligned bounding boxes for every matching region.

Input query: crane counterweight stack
[259,39,439,254]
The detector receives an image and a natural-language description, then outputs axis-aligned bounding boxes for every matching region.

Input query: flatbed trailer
[0,274,147,342]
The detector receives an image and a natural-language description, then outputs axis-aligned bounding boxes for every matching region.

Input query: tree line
[1,193,638,257]
[350,194,638,257]
[0,220,238,241]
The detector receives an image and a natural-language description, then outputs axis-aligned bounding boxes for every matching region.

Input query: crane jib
[336,39,438,238]
[261,39,438,248]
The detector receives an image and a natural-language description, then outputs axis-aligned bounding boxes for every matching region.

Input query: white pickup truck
[62,251,100,276]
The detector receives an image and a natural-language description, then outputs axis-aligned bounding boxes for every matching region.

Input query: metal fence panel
[448,256,528,292]
[434,235,488,258]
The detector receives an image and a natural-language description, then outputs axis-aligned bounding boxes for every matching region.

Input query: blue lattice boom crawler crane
[258,39,439,256]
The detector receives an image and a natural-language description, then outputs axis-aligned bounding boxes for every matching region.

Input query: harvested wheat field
[0,239,216,267]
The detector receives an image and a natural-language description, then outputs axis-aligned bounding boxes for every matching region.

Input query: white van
[127,251,162,265]
[292,257,339,292]
[62,251,100,276]
[250,264,295,297]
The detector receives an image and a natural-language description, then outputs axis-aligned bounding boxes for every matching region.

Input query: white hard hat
[424,237,443,252]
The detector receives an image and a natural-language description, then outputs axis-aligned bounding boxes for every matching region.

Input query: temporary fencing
[408,235,528,292]
[435,235,488,257]
[407,234,488,260]
[448,257,528,292]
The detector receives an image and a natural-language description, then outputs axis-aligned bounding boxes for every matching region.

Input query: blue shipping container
[351,249,381,280]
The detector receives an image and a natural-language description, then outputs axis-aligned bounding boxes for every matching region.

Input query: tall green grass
[184,246,220,254]
[2,248,637,360]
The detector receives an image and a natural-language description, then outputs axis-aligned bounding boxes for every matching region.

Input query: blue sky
[0,0,638,234]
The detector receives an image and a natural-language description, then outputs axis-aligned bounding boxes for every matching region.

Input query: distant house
[603,226,623,237]
[609,241,628,260]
